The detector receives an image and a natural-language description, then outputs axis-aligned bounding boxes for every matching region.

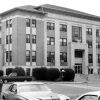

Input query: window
[60,52,67,63]
[6,20,9,28]
[60,24,67,32]
[98,54,100,63]
[86,28,92,35]
[26,50,30,62]
[88,54,93,63]
[9,51,12,62]
[6,51,12,62]
[72,26,82,42]
[47,37,55,45]
[32,51,36,62]
[97,42,100,49]
[6,19,12,28]
[47,52,55,64]
[0,38,1,44]
[32,19,36,27]
[32,35,36,44]
[96,29,100,37]
[75,50,83,58]
[9,19,12,27]
[6,35,8,44]
[60,38,67,46]
[26,34,30,43]
[87,40,92,48]
[6,51,8,62]
[26,18,30,27]
[9,35,12,44]
[47,22,55,30]
[6,35,12,44]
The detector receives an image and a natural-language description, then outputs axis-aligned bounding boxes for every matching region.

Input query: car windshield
[18,84,50,93]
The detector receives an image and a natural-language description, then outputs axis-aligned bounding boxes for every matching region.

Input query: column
[44,21,47,66]
[82,24,86,44]
[92,26,97,74]
[55,20,60,67]
[67,22,72,68]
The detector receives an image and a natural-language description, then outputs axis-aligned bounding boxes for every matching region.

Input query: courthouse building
[0,4,100,75]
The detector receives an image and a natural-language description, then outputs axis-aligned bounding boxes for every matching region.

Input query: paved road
[47,82,100,99]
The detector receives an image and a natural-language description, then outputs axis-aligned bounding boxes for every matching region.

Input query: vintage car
[75,91,100,100]
[1,82,70,100]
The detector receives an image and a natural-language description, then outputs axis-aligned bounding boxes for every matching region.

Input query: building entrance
[74,63,82,74]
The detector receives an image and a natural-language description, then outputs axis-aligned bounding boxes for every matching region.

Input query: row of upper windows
[47,37,67,46]
[5,19,100,36]
[6,50,36,63]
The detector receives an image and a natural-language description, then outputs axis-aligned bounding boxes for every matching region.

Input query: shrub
[61,68,75,81]
[13,67,25,76]
[46,68,60,81]
[6,68,13,75]
[0,70,3,76]
[32,67,47,80]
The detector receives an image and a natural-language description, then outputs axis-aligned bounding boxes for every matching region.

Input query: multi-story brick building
[0,4,100,75]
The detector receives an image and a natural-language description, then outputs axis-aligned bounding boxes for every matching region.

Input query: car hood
[20,91,60,100]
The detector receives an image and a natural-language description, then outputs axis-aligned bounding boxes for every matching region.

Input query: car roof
[83,91,100,96]
[13,82,44,86]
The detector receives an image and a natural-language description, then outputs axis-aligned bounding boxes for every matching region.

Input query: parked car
[1,82,70,100]
[75,91,100,100]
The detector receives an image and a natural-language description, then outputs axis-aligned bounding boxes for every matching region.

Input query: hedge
[46,68,60,81]
[61,68,75,81]
[13,67,25,76]
[32,67,47,80]
[6,68,13,75]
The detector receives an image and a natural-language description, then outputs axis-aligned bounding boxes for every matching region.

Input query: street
[47,82,100,99]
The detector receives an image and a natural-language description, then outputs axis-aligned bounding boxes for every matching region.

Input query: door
[74,63,82,74]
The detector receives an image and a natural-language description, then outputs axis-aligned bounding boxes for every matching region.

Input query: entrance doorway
[74,63,82,74]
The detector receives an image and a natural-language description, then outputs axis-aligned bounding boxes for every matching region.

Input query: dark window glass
[32,51,36,62]
[32,19,36,27]
[32,35,36,44]
[87,40,92,48]
[98,54,100,63]
[86,28,92,35]
[60,52,67,62]
[6,36,8,44]
[26,50,30,62]
[47,37,55,45]
[88,54,93,63]
[26,34,30,43]
[47,52,55,64]
[6,51,8,62]
[60,24,67,32]
[47,22,55,30]
[72,26,82,42]
[60,38,67,46]
[26,18,30,27]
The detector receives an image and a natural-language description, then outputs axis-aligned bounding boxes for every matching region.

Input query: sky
[1,0,100,16]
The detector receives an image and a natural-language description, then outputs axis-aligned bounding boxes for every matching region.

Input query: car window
[79,95,98,100]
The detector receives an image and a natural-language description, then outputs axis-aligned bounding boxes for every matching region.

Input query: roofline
[0,7,47,17]
[36,6,100,22]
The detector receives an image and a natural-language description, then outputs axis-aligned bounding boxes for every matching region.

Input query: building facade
[0,4,100,75]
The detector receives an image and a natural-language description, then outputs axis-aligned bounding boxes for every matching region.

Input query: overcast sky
[1,0,100,16]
